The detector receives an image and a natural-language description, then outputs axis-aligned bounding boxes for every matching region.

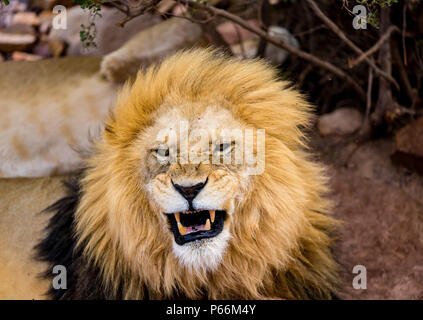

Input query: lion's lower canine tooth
[210,210,215,223]
[174,212,180,223]
[177,222,187,235]
[205,219,211,231]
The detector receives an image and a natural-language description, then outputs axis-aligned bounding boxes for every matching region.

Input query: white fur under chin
[173,229,231,272]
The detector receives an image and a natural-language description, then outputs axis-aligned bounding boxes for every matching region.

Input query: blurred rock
[391,117,423,175]
[318,108,363,136]
[0,24,36,52]
[216,20,260,45]
[230,26,298,65]
[0,0,28,28]
[101,18,203,83]
[231,38,260,58]
[157,0,177,14]
[11,12,40,26]
[265,26,299,65]
[11,51,43,61]
[31,0,74,10]
[172,4,187,15]
[48,6,162,56]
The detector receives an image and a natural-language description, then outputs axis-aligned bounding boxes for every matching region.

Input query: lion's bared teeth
[174,212,180,223]
[177,222,187,236]
[209,210,215,223]
[205,219,211,231]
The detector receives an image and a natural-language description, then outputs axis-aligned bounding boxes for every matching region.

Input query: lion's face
[137,104,256,271]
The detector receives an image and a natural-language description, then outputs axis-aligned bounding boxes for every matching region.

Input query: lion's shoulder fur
[37,49,339,300]
[34,175,111,299]
[0,177,65,299]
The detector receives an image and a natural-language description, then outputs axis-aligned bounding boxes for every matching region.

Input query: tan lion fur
[0,177,66,299]
[74,48,339,299]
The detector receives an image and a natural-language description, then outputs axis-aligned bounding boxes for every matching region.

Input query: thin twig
[108,1,129,15]
[233,23,246,58]
[107,0,161,27]
[255,0,270,58]
[402,1,407,66]
[306,0,399,90]
[392,42,419,108]
[371,7,394,128]
[365,68,373,126]
[293,24,326,37]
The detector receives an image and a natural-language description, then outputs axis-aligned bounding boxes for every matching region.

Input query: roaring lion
[33,49,339,299]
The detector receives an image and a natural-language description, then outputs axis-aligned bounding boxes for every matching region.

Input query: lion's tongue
[178,219,211,236]
[187,225,204,234]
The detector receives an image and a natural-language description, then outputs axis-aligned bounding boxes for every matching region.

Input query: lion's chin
[172,228,232,271]
[165,209,226,245]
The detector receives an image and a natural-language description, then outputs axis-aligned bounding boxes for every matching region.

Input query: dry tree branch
[371,7,394,128]
[392,42,419,109]
[108,1,130,15]
[233,23,246,58]
[255,0,270,58]
[154,1,231,53]
[361,68,373,136]
[402,2,407,66]
[350,25,399,68]
[107,0,161,27]
[178,0,366,100]
[293,24,326,37]
[305,0,399,91]
[104,0,366,99]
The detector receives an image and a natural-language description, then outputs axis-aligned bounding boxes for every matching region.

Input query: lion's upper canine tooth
[209,210,215,223]
[177,222,187,236]
[205,219,211,231]
[174,212,180,223]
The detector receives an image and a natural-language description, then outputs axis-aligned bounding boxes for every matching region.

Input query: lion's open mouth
[166,210,226,245]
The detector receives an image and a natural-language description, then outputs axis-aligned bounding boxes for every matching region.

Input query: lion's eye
[155,148,169,157]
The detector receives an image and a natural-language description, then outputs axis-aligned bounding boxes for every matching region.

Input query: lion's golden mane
[73,49,338,299]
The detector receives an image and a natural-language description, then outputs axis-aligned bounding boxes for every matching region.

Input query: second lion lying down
[36,49,339,299]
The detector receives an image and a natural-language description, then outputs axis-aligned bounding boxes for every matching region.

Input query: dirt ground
[313,134,423,299]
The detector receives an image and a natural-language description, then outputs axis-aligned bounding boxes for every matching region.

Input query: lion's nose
[172,179,207,202]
